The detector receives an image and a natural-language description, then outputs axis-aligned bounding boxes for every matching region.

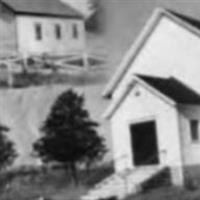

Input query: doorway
[130,120,159,166]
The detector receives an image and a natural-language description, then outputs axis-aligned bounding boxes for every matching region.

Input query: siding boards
[0,4,17,56]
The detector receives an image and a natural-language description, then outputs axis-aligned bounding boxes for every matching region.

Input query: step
[81,166,165,200]
[83,183,139,200]
[85,190,123,200]
[89,185,125,194]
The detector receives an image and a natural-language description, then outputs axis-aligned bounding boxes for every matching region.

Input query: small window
[72,23,78,39]
[35,23,42,40]
[190,120,199,141]
[55,24,61,39]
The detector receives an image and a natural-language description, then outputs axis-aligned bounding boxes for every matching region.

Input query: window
[190,120,199,141]
[35,23,42,40]
[55,24,61,39]
[72,23,78,39]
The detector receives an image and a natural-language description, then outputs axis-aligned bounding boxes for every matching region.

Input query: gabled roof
[103,74,200,119]
[103,7,200,98]
[2,0,82,18]
[168,9,200,31]
[137,75,200,105]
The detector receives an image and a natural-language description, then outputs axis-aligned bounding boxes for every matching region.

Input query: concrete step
[81,166,165,200]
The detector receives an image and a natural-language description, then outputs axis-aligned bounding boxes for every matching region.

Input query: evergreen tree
[34,89,106,183]
[0,125,17,171]
[86,0,104,32]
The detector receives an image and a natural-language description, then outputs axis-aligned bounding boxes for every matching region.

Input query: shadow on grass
[124,186,200,200]
[0,163,114,200]
[7,71,108,88]
[65,57,105,67]
[0,168,87,200]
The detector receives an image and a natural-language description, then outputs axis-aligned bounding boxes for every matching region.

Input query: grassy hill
[0,67,111,166]
[125,186,200,200]
[3,0,200,167]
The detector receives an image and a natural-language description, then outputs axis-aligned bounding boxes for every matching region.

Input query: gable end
[103,8,200,99]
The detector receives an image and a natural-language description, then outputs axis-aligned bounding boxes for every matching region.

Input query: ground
[3,171,200,200]
[0,51,112,166]
[125,186,200,200]
[0,168,88,200]
[0,164,114,200]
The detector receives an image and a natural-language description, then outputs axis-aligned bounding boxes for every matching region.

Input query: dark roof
[136,74,200,104]
[2,0,82,18]
[168,9,200,31]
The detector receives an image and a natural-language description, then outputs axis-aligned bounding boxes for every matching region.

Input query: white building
[103,8,200,187]
[0,0,85,57]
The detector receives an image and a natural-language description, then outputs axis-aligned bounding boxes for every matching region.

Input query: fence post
[7,61,13,87]
[83,52,89,68]
[22,53,28,73]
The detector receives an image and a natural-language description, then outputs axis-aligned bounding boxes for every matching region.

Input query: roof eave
[1,1,15,13]
[103,75,176,119]
[133,75,176,105]
[102,7,200,99]
[15,11,83,19]
[102,7,165,99]
[2,0,84,19]
[102,79,137,119]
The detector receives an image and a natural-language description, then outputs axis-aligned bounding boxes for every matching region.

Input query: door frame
[127,116,160,167]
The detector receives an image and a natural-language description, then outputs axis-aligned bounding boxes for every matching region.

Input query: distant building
[0,0,85,57]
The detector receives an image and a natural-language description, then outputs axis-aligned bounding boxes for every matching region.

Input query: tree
[0,125,17,171]
[87,0,98,13]
[33,89,106,183]
[86,0,104,33]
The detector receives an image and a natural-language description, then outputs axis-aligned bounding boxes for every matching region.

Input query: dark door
[130,121,159,166]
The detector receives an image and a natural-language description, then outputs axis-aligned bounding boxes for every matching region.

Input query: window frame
[190,119,199,142]
[35,23,42,41]
[72,23,78,39]
[55,24,62,40]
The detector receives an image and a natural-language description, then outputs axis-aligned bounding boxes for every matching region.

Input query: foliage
[33,89,106,183]
[86,0,104,33]
[87,0,99,11]
[0,167,88,200]
[0,125,16,171]
[184,175,198,191]
[124,186,200,200]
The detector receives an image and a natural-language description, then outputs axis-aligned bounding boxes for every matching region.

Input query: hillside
[0,68,111,166]
[3,0,200,167]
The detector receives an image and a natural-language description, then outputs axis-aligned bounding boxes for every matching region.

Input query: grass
[3,170,200,200]
[82,163,114,186]
[0,69,108,88]
[0,168,87,200]
[0,53,109,89]
[0,163,114,200]
[65,57,105,67]
[124,186,200,200]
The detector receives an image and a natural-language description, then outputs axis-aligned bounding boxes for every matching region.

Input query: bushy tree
[0,125,17,171]
[87,0,98,12]
[86,0,104,33]
[34,89,106,183]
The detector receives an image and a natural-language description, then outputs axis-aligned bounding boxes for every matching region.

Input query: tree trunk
[86,161,91,176]
[22,55,28,74]
[70,162,78,185]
